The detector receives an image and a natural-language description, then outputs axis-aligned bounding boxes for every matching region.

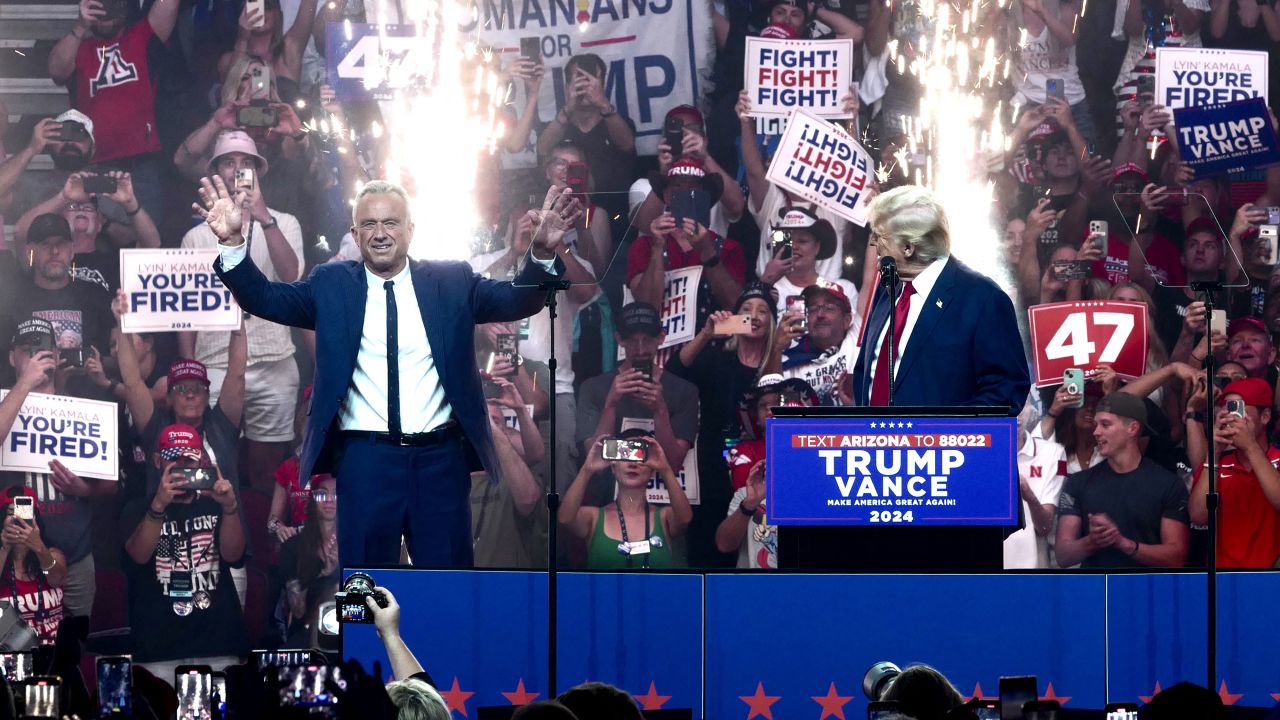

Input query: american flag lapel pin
[935,299,943,308]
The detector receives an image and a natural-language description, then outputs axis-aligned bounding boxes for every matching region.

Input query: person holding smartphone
[122,423,247,681]
[1186,378,1280,568]
[559,431,691,570]
[0,487,67,644]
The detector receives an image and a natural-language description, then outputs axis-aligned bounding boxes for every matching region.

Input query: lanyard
[615,501,652,569]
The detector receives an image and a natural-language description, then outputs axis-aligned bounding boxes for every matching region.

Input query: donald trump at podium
[850,186,1029,413]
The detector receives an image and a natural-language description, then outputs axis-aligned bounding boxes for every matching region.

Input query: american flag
[156,530,217,590]
[33,311,82,347]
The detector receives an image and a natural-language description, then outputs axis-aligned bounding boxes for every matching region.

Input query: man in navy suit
[851,185,1029,413]
[200,176,578,567]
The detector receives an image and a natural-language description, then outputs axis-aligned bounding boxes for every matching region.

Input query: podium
[767,407,1018,572]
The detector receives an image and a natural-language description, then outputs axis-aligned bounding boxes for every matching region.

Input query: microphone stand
[1192,279,1222,691]
[538,277,571,697]
[882,266,901,407]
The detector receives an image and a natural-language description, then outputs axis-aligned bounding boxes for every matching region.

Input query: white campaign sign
[744,37,854,118]
[765,108,873,226]
[1155,47,1269,110]
[0,391,119,481]
[621,265,703,350]
[119,249,242,333]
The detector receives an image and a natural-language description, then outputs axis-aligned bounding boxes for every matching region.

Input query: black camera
[863,661,901,701]
[334,572,387,624]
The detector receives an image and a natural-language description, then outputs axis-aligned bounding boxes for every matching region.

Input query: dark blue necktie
[385,280,401,437]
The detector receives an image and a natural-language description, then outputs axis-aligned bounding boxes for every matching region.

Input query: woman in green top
[559,432,692,569]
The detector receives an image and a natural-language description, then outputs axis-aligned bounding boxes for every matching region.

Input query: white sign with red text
[766,109,872,226]
[744,37,854,119]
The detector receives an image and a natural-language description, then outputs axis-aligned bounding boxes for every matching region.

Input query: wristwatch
[701,253,721,269]
[739,502,757,516]
[260,216,278,231]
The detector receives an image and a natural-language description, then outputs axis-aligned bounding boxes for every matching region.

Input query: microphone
[879,256,898,291]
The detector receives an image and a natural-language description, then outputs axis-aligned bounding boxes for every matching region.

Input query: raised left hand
[208,472,238,513]
[48,459,93,498]
[529,185,582,257]
[193,175,248,244]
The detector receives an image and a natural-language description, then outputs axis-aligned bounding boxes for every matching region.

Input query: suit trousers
[334,432,474,568]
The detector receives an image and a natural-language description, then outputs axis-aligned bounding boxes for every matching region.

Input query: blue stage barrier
[342,569,1280,716]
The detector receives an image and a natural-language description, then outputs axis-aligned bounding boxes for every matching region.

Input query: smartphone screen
[212,671,228,715]
[13,497,33,521]
[1046,78,1065,101]
[24,677,59,719]
[176,666,212,720]
[97,656,132,716]
[254,649,315,670]
[1105,703,1139,720]
[668,190,711,230]
[0,652,32,682]
[278,664,346,707]
[998,676,1038,720]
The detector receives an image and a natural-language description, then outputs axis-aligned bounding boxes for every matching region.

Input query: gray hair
[354,180,413,224]
[867,185,951,263]
[385,678,450,720]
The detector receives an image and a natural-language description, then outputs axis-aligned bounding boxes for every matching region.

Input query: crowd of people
[0,0,1277,700]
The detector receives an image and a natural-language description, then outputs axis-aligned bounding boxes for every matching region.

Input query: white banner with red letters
[765,109,872,226]
[744,37,854,119]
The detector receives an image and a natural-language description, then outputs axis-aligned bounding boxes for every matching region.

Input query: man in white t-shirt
[1004,401,1067,569]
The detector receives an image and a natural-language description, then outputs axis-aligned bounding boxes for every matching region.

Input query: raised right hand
[193,175,247,244]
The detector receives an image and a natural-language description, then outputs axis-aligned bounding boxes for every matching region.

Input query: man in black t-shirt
[1055,393,1190,569]
[121,423,247,680]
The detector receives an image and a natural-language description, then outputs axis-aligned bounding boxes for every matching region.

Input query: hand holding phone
[713,314,754,335]
[602,437,648,463]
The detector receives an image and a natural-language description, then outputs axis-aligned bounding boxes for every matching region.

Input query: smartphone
[968,699,1001,720]
[279,664,345,710]
[236,101,279,128]
[565,161,589,196]
[235,167,255,191]
[495,333,517,364]
[96,655,132,717]
[1062,368,1085,408]
[778,388,807,407]
[602,437,648,463]
[664,115,685,158]
[867,701,902,719]
[1136,74,1155,104]
[1050,260,1089,282]
[998,676,1038,720]
[713,314,753,335]
[786,296,808,334]
[56,121,89,142]
[668,189,711,229]
[83,175,117,195]
[1046,78,1065,102]
[632,357,653,382]
[1259,225,1278,265]
[1023,700,1060,720]
[253,649,315,670]
[58,347,85,369]
[23,676,59,719]
[212,671,228,716]
[519,36,542,64]
[176,665,212,720]
[12,496,33,522]
[177,467,217,491]
[1266,207,1280,226]
[245,0,265,26]
[1210,308,1227,334]
[1088,220,1108,257]
[0,652,32,682]
[770,229,793,260]
[482,379,504,399]
[1227,398,1246,418]
[1105,702,1139,720]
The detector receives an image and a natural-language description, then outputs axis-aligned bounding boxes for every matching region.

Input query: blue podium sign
[765,415,1019,526]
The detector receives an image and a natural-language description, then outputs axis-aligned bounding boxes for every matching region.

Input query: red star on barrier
[967,683,997,702]
[440,677,475,717]
[1040,683,1071,705]
[1218,681,1243,706]
[635,681,672,710]
[740,681,781,720]
[812,682,853,720]
[501,678,539,706]
[1271,692,1280,702]
[1139,681,1163,703]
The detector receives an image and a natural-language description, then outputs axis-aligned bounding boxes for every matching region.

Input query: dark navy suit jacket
[851,257,1030,414]
[214,253,559,485]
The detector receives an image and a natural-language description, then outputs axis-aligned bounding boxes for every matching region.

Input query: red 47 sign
[1028,301,1149,388]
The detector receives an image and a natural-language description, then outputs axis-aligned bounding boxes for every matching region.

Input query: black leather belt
[341,421,459,447]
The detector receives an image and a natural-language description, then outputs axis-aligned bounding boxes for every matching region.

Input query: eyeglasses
[171,382,207,396]
[65,203,95,213]
[807,303,843,314]
[1112,184,1143,194]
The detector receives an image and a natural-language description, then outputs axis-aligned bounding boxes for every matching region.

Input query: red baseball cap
[1221,377,1272,408]
[0,486,36,510]
[1227,315,1268,340]
[157,423,203,462]
[167,359,210,387]
[759,21,798,39]
[801,280,852,314]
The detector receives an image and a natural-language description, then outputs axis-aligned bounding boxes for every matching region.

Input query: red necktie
[870,281,915,406]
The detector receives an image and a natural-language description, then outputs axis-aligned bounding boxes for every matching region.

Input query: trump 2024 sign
[765,416,1018,526]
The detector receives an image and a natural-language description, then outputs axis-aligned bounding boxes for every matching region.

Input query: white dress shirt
[219,242,560,434]
[866,256,949,390]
